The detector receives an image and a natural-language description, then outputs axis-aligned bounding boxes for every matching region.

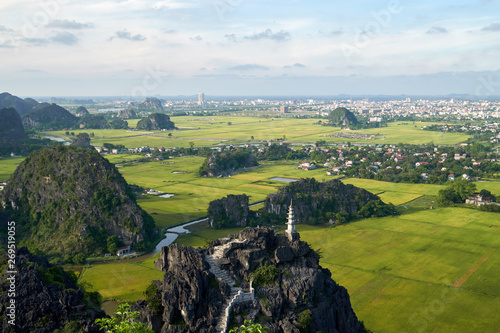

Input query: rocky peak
[0,247,104,332]
[135,227,365,333]
[118,108,137,119]
[75,106,90,117]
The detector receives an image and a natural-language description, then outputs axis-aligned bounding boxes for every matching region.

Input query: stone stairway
[206,239,244,333]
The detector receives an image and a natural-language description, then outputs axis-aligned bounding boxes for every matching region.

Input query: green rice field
[299,204,500,333]
[43,118,471,148]
[0,157,24,181]
[117,156,338,227]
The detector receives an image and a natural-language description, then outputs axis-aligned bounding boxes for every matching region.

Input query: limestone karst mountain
[133,227,366,333]
[136,113,177,131]
[1,146,155,260]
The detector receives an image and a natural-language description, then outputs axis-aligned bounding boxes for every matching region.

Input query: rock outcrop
[0,107,28,156]
[264,178,391,224]
[137,98,164,112]
[199,150,258,178]
[1,146,155,259]
[75,106,90,117]
[328,107,358,127]
[134,228,365,333]
[118,108,137,119]
[72,133,95,149]
[137,113,177,131]
[208,194,253,229]
[0,247,104,332]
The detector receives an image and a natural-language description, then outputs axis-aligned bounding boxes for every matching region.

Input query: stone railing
[220,283,255,333]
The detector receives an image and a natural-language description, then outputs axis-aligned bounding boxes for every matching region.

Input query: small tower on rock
[286,200,300,242]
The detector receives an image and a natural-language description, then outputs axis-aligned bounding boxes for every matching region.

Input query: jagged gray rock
[135,228,365,333]
[0,247,104,332]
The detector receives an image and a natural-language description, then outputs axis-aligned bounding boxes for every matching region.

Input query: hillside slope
[22,103,78,130]
[0,107,28,155]
[0,92,38,116]
[1,146,155,260]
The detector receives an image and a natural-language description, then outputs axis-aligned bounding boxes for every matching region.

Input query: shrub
[252,262,279,287]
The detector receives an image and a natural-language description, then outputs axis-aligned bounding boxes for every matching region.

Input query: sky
[1,0,500,97]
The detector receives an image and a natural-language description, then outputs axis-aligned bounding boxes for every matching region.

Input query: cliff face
[264,178,387,224]
[75,106,90,117]
[208,194,251,229]
[118,108,137,119]
[134,228,365,333]
[136,113,176,131]
[1,146,155,259]
[0,247,104,332]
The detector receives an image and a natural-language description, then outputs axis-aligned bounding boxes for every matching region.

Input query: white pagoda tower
[286,200,300,241]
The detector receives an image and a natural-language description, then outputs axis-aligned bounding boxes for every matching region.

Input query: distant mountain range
[0,92,39,116]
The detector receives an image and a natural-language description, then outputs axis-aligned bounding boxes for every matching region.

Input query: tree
[73,253,86,264]
[436,178,476,206]
[450,177,476,201]
[480,189,496,202]
[107,235,119,254]
[95,303,154,333]
[229,320,269,333]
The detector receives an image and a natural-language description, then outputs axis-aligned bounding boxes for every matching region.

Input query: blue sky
[1,0,499,97]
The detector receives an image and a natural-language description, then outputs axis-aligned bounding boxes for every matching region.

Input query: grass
[342,178,444,206]
[299,204,500,333]
[175,226,245,248]
[42,118,471,148]
[115,156,340,227]
[78,256,164,302]
[0,157,24,181]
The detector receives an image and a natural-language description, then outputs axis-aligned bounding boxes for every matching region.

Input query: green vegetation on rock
[136,113,176,131]
[327,107,358,127]
[1,146,155,260]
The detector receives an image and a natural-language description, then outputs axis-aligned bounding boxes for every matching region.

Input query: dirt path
[453,248,496,288]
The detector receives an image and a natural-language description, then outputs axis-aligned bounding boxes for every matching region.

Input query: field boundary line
[453,248,496,288]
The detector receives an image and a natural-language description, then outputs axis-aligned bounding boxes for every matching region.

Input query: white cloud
[109,29,146,41]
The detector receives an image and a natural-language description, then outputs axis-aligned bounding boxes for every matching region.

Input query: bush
[95,303,154,333]
[229,320,269,333]
[252,262,279,287]
[297,309,312,333]
[144,283,163,315]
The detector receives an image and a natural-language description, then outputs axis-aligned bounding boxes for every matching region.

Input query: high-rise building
[198,92,204,105]
[280,106,289,113]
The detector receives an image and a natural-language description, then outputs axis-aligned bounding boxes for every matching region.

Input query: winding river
[151,217,209,254]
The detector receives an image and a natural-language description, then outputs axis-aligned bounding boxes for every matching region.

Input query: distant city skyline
[1,0,500,97]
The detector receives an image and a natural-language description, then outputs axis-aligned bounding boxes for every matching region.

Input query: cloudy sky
[1,0,500,97]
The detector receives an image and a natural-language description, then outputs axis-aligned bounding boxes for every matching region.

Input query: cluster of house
[465,195,500,207]
[292,143,498,181]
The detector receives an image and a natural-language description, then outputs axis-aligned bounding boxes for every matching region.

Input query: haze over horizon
[1,0,500,97]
